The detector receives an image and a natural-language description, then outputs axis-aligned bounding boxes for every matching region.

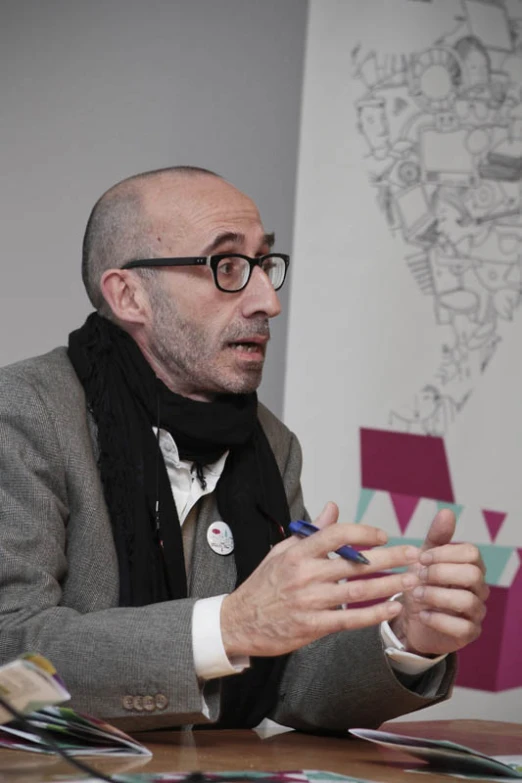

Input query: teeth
[232,343,258,352]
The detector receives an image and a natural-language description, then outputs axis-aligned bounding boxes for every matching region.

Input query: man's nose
[240,265,282,319]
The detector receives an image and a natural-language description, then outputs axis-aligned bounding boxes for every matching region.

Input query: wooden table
[0,720,520,782]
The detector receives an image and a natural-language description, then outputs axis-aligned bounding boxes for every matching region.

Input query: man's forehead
[142,173,257,216]
[140,172,265,247]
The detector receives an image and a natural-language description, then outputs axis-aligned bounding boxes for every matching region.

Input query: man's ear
[100,269,150,325]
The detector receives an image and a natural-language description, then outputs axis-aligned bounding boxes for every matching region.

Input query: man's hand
[221,502,421,659]
[389,508,489,656]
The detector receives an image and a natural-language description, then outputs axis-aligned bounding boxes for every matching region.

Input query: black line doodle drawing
[354,0,522,435]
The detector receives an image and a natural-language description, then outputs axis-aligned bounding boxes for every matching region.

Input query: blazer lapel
[188,495,237,598]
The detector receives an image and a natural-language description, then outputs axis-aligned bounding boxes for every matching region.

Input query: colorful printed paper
[0,704,151,757]
[350,728,522,779]
[0,653,70,724]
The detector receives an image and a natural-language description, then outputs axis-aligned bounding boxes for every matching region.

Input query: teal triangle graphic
[355,488,375,523]
[436,501,463,521]
[476,544,513,585]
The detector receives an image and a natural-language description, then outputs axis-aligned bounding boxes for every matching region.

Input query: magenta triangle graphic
[390,493,420,534]
[482,509,507,542]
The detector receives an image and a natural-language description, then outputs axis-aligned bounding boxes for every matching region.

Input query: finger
[337,571,419,606]
[421,508,456,552]
[410,585,487,622]
[356,543,420,574]
[300,570,419,609]
[275,544,418,589]
[324,599,403,635]
[312,501,340,530]
[268,520,386,562]
[420,543,486,574]
[312,546,418,582]
[418,562,488,598]
[317,543,421,578]
[417,609,482,649]
[269,501,341,558]
[296,521,388,560]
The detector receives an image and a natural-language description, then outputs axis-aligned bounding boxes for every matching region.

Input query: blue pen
[288,520,370,565]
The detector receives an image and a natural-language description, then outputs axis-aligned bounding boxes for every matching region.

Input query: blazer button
[155,693,168,710]
[143,695,155,712]
[133,695,144,711]
[122,695,134,711]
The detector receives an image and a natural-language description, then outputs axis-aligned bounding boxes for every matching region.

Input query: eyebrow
[202,231,275,256]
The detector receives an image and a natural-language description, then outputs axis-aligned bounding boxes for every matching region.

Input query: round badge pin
[207,521,234,555]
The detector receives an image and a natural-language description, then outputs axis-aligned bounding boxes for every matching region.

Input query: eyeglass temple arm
[121,257,208,270]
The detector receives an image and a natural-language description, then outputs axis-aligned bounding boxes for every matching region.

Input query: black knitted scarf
[68,313,291,728]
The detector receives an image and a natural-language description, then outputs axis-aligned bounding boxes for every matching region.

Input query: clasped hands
[221,502,488,660]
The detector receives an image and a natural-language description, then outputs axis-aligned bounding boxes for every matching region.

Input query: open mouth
[229,340,264,354]
[229,342,263,353]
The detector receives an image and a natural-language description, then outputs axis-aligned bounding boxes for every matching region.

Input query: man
[0,167,487,733]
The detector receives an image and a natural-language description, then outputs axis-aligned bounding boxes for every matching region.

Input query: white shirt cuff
[192,595,250,680]
[380,617,447,675]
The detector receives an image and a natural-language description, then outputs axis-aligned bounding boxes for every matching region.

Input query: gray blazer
[0,348,455,732]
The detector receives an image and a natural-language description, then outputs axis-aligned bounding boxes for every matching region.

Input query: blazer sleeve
[0,359,220,731]
[262,415,457,733]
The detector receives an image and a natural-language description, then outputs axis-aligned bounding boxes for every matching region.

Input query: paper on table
[22,771,378,783]
[0,655,150,757]
[0,653,70,724]
[0,705,152,757]
[349,728,522,779]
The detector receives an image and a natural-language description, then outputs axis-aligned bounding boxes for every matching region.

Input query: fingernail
[413,586,424,600]
[420,567,429,582]
[405,546,419,561]
[401,573,417,589]
[420,609,431,621]
[420,551,433,565]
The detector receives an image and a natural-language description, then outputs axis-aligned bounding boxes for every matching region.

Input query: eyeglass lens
[216,255,286,292]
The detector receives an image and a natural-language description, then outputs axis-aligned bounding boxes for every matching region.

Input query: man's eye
[218,257,244,275]
[220,259,242,276]
[261,258,277,274]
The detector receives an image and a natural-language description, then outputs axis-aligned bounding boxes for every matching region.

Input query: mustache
[223,318,270,342]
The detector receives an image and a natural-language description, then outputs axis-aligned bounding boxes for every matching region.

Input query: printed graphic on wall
[356,426,521,692]
[285,0,522,712]
[351,0,522,693]
[354,0,522,436]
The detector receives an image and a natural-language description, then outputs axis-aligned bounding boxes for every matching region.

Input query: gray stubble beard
[148,284,268,397]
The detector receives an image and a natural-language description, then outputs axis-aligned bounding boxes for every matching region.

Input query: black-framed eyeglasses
[121,253,290,293]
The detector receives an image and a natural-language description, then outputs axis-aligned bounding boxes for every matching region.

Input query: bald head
[81,166,221,315]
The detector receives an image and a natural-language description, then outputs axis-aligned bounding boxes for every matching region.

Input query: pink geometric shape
[390,493,420,534]
[456,551,522,692]
[482,509,507,542]
[498,550,522,690]
[360,428,454,502]
[456,584,507,691]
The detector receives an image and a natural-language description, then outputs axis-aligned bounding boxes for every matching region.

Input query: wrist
[220,592,247,659]
[388,613,438,658]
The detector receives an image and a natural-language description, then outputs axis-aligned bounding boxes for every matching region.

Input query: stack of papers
[350,728,522,779]
[0,652,70,722]
[0,653,149,757]
[0,704,151,757]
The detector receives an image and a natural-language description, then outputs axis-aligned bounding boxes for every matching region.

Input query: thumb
[421,507,456,552]
[313,501,339,530]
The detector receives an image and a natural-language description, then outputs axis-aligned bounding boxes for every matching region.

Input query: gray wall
[1,0,308,416]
